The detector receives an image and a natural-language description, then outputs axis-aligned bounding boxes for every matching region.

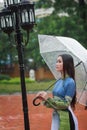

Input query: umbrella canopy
[38,34,87,106]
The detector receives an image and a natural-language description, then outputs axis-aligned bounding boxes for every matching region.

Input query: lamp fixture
[0,1,36,130]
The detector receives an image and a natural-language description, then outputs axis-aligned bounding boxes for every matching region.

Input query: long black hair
[59,54,76,109]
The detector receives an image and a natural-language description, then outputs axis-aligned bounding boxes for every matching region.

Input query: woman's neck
[61,73,69,79]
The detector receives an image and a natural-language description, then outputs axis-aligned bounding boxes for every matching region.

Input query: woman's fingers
[36,91,45,97]
[36,91,48,100]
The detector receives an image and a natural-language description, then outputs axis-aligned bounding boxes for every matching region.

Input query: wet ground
[0,93,87,130]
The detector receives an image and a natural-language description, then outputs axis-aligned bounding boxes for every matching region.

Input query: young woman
[35,54,78,130]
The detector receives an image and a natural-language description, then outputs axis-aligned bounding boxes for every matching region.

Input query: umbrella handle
[33,80,59,106]
[33,96,45,106]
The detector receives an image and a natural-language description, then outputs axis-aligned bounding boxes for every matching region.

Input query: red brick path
[0,94,87,130]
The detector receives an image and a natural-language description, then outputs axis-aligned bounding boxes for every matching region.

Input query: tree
[35,0,87,48]
[0,0,87,72]
[53,0,87,46]
[35,0,53,8]
[23,0,87,69]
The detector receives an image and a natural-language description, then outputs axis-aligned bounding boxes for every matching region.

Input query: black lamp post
[0,0,35,130]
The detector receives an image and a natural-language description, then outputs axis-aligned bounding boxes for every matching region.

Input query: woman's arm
[43,96,72,110]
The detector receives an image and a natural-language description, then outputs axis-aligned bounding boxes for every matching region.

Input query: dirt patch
[0,94,87,130]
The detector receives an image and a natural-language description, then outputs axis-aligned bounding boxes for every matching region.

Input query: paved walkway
[0,93,87,130]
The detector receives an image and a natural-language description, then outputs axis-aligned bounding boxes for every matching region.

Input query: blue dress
[44,77,78,130]
[52,77,76,99]
[51,77,78,130]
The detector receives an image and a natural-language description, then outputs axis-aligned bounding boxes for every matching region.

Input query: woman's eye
[58,60,61,63]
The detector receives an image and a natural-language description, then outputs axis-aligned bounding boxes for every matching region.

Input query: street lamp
[0,0,35,130]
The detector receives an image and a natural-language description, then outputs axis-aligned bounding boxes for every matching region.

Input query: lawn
[0,78,55,94]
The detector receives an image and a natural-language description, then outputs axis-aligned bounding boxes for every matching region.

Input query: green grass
[0,78,55,94]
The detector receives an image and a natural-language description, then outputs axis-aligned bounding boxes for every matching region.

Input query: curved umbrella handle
[33,97,41,106]
[33,96,45,106]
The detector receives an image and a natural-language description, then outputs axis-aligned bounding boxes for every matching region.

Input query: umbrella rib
[77,81,87,104]
[45,79,61,91]
[75,61,82,68]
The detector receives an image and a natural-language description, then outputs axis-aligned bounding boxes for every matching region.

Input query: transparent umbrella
[38,34,87,106]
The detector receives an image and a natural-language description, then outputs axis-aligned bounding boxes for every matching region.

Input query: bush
[0,74,10,80]
[0,77,35,84]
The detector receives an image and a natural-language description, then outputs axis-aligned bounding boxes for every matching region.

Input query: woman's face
[56,56,63,73]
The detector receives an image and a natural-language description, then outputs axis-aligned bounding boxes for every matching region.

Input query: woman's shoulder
[65,77,75,85]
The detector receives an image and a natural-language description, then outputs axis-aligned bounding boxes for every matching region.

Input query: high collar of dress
[61,74,69,80]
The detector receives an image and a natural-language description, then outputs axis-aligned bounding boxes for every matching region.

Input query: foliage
[0,77,35,84]
[35,0,53,8]
[35,0,87,48]
[0,79,55,94]
[53,0,87,48]
[0,0,87,72]
[29,0,87,69]
[0,74,10,80]
[0,32,17,62]
[36,14,86,46]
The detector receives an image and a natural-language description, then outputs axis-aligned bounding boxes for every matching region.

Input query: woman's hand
[36,91,48,101]
[33,91,48,106]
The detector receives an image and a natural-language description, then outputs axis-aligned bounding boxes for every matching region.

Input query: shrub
[0,74,10,80]
[0,77,35,84]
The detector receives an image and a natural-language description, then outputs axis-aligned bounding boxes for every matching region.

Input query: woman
[35,54,78,130]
